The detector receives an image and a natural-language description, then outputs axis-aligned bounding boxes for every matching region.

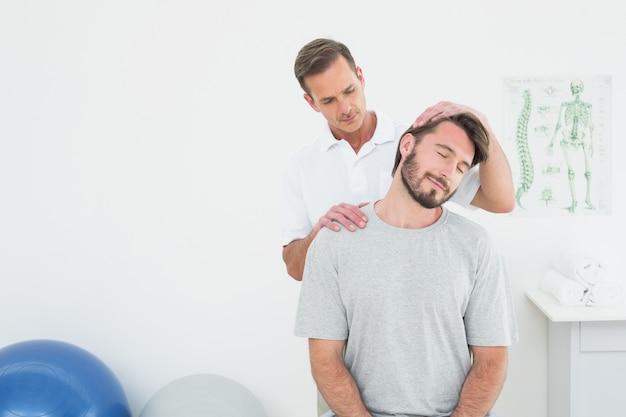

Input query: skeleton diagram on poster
[503,76,612,215]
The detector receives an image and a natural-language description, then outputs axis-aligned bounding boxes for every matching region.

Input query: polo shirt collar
[318,111,397,151]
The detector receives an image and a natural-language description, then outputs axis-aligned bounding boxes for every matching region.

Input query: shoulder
[444,210,491,240]
[310,215,376,254]
[370,111,407,142]
[307,227,343,263]
[287,121,336,156]
[287,141,319,160]
[442,212,502,264]
[284,138,326,174]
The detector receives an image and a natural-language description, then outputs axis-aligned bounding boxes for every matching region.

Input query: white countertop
[525,289,626,322]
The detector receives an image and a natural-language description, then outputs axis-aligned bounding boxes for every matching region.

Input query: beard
[400,150,456,208]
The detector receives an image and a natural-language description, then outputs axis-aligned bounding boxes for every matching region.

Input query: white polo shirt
[281,112,479,246]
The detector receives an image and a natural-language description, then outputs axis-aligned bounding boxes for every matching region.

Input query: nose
[440,160,456,179]
[337,96,351,114]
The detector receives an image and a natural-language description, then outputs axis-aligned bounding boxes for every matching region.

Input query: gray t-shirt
[294,204,518,417]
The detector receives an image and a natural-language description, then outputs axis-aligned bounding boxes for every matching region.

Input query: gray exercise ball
[139,373,268,417]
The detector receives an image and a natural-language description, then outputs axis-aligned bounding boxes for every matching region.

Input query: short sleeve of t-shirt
[294,229,349,340]
[463,233,518,346]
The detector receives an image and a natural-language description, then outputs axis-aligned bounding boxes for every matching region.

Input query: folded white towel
[551,251,607,289]
[586,279,626,307]
[541,268,588,306]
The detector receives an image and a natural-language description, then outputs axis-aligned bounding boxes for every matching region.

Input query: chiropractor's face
[302,56,367,135]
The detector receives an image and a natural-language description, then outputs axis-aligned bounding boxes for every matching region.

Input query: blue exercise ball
[139,373,267,417]
[0,339,131,417]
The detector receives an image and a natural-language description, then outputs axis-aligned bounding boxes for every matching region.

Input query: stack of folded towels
[541,251,626,307]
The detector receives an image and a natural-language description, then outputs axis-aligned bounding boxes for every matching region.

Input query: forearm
[451,348,508,417]
[282,236,313,281]
[311,352,371,417]
[473,124,516,213]
[283,221,325,280]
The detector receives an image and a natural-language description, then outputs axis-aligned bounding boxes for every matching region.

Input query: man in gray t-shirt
[295,113,519,417]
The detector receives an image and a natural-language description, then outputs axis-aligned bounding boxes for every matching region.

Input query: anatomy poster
[503,76,612,215]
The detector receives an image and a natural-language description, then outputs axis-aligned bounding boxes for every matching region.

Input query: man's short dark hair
[294,38,357,95]
[391,113,490,176]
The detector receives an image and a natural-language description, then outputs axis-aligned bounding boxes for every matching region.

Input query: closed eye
[436,146,469,175]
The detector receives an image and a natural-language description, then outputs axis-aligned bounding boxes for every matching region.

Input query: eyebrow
[435,143,472,171]
[319,84,355,103]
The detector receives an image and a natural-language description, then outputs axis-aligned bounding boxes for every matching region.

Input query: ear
[356,66,365,88]
[399,133,415,157]
[303,93,320,112]
[394,134,415,170]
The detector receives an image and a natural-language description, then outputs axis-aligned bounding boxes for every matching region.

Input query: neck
[374,190,443,229]
[330,111,377,154]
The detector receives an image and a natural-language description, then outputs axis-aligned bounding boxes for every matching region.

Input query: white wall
[1,1,624,416]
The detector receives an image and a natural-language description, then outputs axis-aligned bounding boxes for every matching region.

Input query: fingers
[413,101,454,127]
[413,101,477,127]
[318,216,343,232]
[319,203,368,232]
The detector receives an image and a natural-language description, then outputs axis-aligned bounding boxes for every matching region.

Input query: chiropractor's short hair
[294,38,357,95]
